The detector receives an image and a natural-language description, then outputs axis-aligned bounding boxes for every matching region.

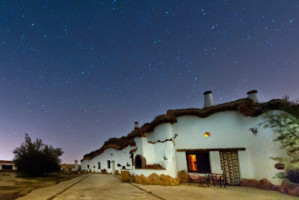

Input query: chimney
[203,91,214,108]
[247,90,259,103]
[74,160,78,171]
[134,121,139,129]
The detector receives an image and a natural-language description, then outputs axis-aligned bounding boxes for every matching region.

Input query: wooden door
[219,151,240,185]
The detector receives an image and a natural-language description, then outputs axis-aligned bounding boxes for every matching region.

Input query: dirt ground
[16,174,298,200]
[0,172,79,200]
[136,183,298,200]
[18,174,156,200]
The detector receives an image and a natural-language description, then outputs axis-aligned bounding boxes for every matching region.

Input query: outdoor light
[204,132,210,137]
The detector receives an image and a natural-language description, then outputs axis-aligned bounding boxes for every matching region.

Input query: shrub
[286,168,299,183]
[13,134,63,176]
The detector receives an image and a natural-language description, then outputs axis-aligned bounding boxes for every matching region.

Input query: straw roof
[0,160,14,164]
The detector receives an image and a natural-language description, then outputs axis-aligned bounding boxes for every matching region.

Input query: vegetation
[13,134,63,176]
[0,172,78,200]
[262,96,299,183]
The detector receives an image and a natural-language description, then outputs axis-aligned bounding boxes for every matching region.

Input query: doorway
[135,155,146,169]
[219,151,240,185]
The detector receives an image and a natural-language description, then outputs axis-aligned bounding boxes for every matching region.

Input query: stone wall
[132,173,180,186]
[240,178,299,197]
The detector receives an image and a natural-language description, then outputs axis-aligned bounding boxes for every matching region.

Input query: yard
[0,172,79,200]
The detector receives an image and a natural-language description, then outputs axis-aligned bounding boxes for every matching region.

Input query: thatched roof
[0,160,14,164]
[82,98,298,161]
[82,130,140,160]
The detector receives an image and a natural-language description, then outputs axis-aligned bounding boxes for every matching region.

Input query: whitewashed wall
[172,111,286,184]
[131,123,178,178]
[81,159,89,171]
[81,110,286,185]
[81,146,133,173]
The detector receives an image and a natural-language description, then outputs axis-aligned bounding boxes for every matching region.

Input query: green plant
[286,168,299,183]
[13,134,63,176]
[261,97,299,182]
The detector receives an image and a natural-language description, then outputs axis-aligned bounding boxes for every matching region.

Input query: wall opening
[2,165,13,170]
[135,155,146,169]
[186,151,211,173]
[107,160,111,169]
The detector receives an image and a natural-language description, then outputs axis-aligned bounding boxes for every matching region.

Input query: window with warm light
[187,154,197,171]
[186,152,211,173]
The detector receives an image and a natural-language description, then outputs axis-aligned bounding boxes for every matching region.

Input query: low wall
[132,173,180,186]
[241,179,299,197]
[130,169,176,178]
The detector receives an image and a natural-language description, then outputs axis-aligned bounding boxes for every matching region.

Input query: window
[98,162,101,169]
[186,151,211,173]
[107,160,111,169]
[87,165,89,169]
[2,165,13,170]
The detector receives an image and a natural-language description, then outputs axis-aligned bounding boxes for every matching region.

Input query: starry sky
[0,0,298,163]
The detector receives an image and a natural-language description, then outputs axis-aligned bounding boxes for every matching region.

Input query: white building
[81,90,296,185]
[0,160,17,171]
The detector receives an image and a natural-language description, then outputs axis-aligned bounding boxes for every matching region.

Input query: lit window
[204,132,210,137]
[186,152,211,173]
[187,154,197,171]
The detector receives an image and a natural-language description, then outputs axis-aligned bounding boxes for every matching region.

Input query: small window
[98,162,101,169]
[87,165,89,169]
[107,160,111,169]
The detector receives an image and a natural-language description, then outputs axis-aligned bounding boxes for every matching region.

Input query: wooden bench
[210,173,227,188]
[188,173,227,188]
[188,173,210,186]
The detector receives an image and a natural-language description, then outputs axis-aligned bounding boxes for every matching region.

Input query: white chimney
[74,160,78,171]
[134,121,139,129]
[204,91,214,108]
[247,90,259,103]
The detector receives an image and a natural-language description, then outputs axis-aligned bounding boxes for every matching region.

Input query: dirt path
[17,174,297,200]
[17,175,87,200]
[53,174,158,200]
[135,183,298,200]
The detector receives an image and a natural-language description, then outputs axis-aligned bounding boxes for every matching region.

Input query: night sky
[0,1,298,163]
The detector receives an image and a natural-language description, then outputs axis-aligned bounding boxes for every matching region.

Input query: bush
[13,134,63,176]
[286,168,299,183]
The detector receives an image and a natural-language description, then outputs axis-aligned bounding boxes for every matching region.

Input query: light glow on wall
[204,132,211,137]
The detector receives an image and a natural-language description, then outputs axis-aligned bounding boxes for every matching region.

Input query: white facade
[172,111,285,185]
[0,161,17,171]
[81,98,288,185]
[82,146,133,174]
[131,124,178,178]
